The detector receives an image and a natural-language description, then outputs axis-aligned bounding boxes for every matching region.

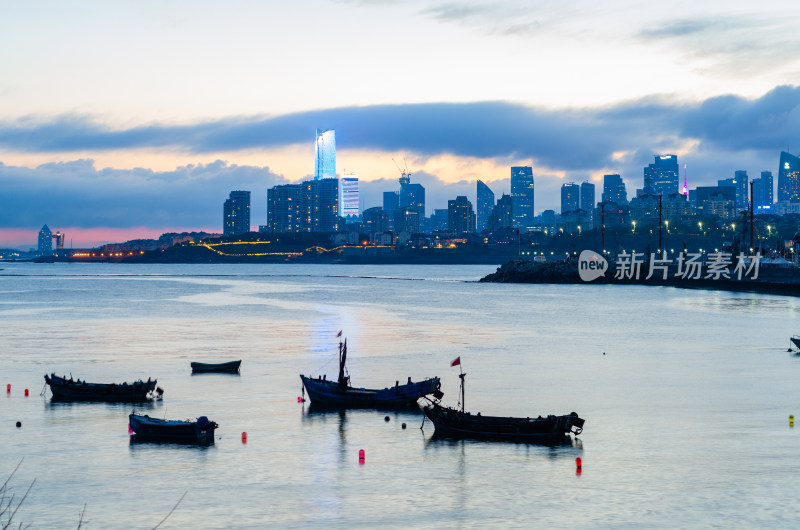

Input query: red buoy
[24,389,28,397]
[6,384,10,393]
[242,432,247,443]
[358,449,365,464]
[576,457,582,468]
[297,396,304,403]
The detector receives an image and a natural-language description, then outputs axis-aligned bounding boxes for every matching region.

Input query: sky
[2,0,800,248]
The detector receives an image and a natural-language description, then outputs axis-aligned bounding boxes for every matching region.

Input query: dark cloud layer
[2,85,799,170]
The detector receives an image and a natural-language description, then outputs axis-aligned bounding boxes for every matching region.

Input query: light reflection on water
[1,262,800,528]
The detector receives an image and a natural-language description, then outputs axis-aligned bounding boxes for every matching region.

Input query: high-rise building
[303,178,339,232]
[487,194,513,232]
[400,181,425,217]
[362,207,389,234]
[447,196,476,234]
[340,174,359,219]
[223,191,251,236]
[580,181,595,212]
[510,167,534,228]
[38,224,52,256]
[778,151,800,203]
[267,184,303,232]
[429,209,449,232]
[314,129,336,180]
[644,155,679,195]
[393,207,420,234]
[752,171,774,210]
[561,183,580,213]
[477,180,495,232]
[602,174,627,204]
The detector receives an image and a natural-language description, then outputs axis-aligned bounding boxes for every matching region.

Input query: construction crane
[392,157,411,185]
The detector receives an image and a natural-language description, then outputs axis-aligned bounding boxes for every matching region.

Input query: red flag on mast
[450,357,461,367]
[337,330,342,337]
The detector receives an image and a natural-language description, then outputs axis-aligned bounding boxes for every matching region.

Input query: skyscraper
[602,174,627,204]
[340,174,359,219]
[561,183,580,213]
[487,194,513,232]
[778,151,800,203]
[223,191,251,236]
[580,182,595,211]
[476,180,495,232]
[752,171,774,210]
[303,178,339,232]
[734,170,748,209]
[447,196,476,234]
[38,224,52,256]
[400,181,425,217]
[314,129,336,180]
[267,184,303,232]
[510,167,534,228]
[644,155,679,195]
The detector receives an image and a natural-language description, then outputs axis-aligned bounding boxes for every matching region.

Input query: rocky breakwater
[481,258,800,296]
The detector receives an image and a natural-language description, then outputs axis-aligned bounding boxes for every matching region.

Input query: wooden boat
[44,373,161,402]
[422,366,584,443]
[299,336,441,408]
[190,360,241,373]
[129,413,218,444]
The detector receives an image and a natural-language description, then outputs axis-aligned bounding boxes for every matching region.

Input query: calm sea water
[2,262,800,528]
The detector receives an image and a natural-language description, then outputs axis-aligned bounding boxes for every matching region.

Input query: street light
[632,221,637,233]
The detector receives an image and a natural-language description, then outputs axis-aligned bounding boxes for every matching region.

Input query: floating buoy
[576,457,582,469]
[297,396,304,403]
[242,432,247,443]
[16,421,21,428]
[24,389,28,397]
[401,423,407,429]
[6,384,10,393]
[791,415,794,427]
[384,416,390,422]
[358,449,365,464]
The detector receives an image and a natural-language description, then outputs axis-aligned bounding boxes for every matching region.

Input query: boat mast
[458,364,466,413]
[338,338,347,387]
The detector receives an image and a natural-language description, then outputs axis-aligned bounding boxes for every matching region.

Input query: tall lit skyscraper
[223,190,251,236]
[267,184,303,232]
[752,171,774,210]
[510,166,534,228]
[602,174,627,204]
[340,173,359,219]
[38,224,52,256]
[448,196,476,234]
[644,155,679,195]
[734,170,748,209]
[778,151,800,203]
[314,129,336,180]
[477,180,495,232]
[303,178,339,232]
[561,183,580,213]
[580,182,595,210]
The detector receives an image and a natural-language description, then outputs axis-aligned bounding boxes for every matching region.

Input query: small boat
[300,336,441,408]
[190,360,241,373]
[422,365,584,443]
[791,336,800,351]
[44,373,161,402]
[129,413,218,444]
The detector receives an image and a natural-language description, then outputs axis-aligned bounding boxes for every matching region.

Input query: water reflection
[423,431,585,456]
[128,435,217,450]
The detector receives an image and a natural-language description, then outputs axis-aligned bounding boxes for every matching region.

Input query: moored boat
[128,413,218,444]
[190,360,241,373]
[44,373,161,402]
[791,336,800,351]
[300,335,441,408]
[422,360,584,443]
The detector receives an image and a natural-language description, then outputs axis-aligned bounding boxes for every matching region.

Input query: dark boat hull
[191,360,241,373]
[423,403,584,443]
[300,375,440,408]
[128,414,217,444]
[44,373,157,402]
[791,337,800,350]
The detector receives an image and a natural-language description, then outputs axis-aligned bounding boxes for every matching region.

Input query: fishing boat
[791,336,800,351]
[44,373,161,402]
[190,360,241,373]
[129,413,218,444]
[299,335,442,408]
[422,362,584,443]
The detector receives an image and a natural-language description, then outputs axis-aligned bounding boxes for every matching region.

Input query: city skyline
[2,1,800,247]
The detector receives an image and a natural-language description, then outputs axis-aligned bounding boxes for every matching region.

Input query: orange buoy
[242,432,247,443]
